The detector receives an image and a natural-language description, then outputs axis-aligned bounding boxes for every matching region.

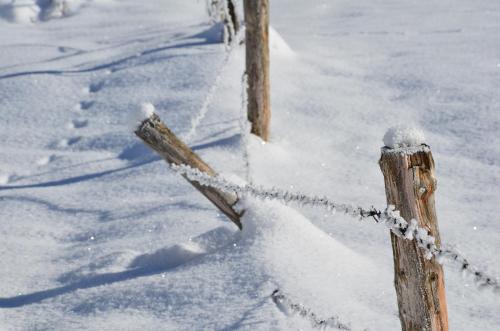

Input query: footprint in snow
[67,119,88,129]
[58,137,81,148]
[128,226,239,270]
[88,81,104,93]
[76,100,94,111]
[36,155,55,166]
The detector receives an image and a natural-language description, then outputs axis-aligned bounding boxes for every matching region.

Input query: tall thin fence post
[379,136,448,331]
[244,0,270,141]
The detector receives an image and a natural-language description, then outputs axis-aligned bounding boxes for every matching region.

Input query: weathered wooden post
[379,127,448,331]
[133,108,242,230]
[244,0,270,141]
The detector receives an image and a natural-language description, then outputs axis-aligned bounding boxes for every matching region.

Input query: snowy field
[0,0,499,330]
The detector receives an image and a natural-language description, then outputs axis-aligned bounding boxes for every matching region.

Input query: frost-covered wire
[271,289,351,330]
[436,245,500,292]
[181,27,244,144]
[169,163,500,294]
[239,72,251,182]
[380,207,499,292]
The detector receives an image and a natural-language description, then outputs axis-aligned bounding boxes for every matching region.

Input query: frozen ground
[0,0,499,330]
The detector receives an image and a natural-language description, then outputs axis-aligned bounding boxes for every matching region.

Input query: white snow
[36,155,55,166]
[0,0,90,23]
[383,126,426,149]
[127,102,155,131]
[269,26,295,58]
[0,0,499,330]
[0,173,11,184]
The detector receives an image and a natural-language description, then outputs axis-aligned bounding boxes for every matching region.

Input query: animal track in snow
[58,136,81,147]
[77,100,94,110]
[67,119,89,129]
[88,81,104,93]
[36,155,55,166]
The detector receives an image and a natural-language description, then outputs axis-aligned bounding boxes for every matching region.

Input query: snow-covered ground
[0,0,499,330]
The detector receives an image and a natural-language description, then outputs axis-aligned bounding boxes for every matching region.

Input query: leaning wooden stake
[135,113,242,230]
[244,0,270,141]
[379,135,448,331]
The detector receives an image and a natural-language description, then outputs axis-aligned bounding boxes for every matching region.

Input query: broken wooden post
[379,127,448,331]
[244,0,270,141]
[134,110,242,230]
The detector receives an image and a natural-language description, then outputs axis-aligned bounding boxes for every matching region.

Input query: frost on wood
[383,126,426,149]
[128,102,155,131]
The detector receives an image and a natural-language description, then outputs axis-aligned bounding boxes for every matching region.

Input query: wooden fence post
[379,137,448,331]
[244,0,270,141]
[134,113,242,230]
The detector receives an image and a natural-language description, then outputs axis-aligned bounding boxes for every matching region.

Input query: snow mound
[38,0,77,21]
[0,0,92,23]
[238,197,396,329]
[383,126,426,149]
[0,1,39,23]
[128,226,237,270]
[269,26,295,58]
[128,102,155,132]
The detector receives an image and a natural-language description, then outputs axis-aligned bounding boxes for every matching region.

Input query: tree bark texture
[244,0,270,141]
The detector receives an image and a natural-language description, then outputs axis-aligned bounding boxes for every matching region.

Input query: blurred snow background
[0,0,499,330]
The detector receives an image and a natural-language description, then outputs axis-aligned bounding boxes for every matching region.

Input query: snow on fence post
[244,0,270,141]
[132,104,243,230]
[379,127,448,331]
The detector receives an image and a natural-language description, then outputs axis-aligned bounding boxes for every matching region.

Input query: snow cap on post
[382,126,428,154]
[128,102,155,131]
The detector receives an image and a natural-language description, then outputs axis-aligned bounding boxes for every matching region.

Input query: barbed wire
[271,289,351,330]
[169,163,500,294]
[239,72,251,183]
[177,1,500,297]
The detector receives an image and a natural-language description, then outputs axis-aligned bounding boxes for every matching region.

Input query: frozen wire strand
[170,163,500,294]
[239,72,251,182]
[181,27,244,144]
[271,289,351,330]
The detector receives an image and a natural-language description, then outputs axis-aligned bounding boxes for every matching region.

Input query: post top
[128,102,155,131]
